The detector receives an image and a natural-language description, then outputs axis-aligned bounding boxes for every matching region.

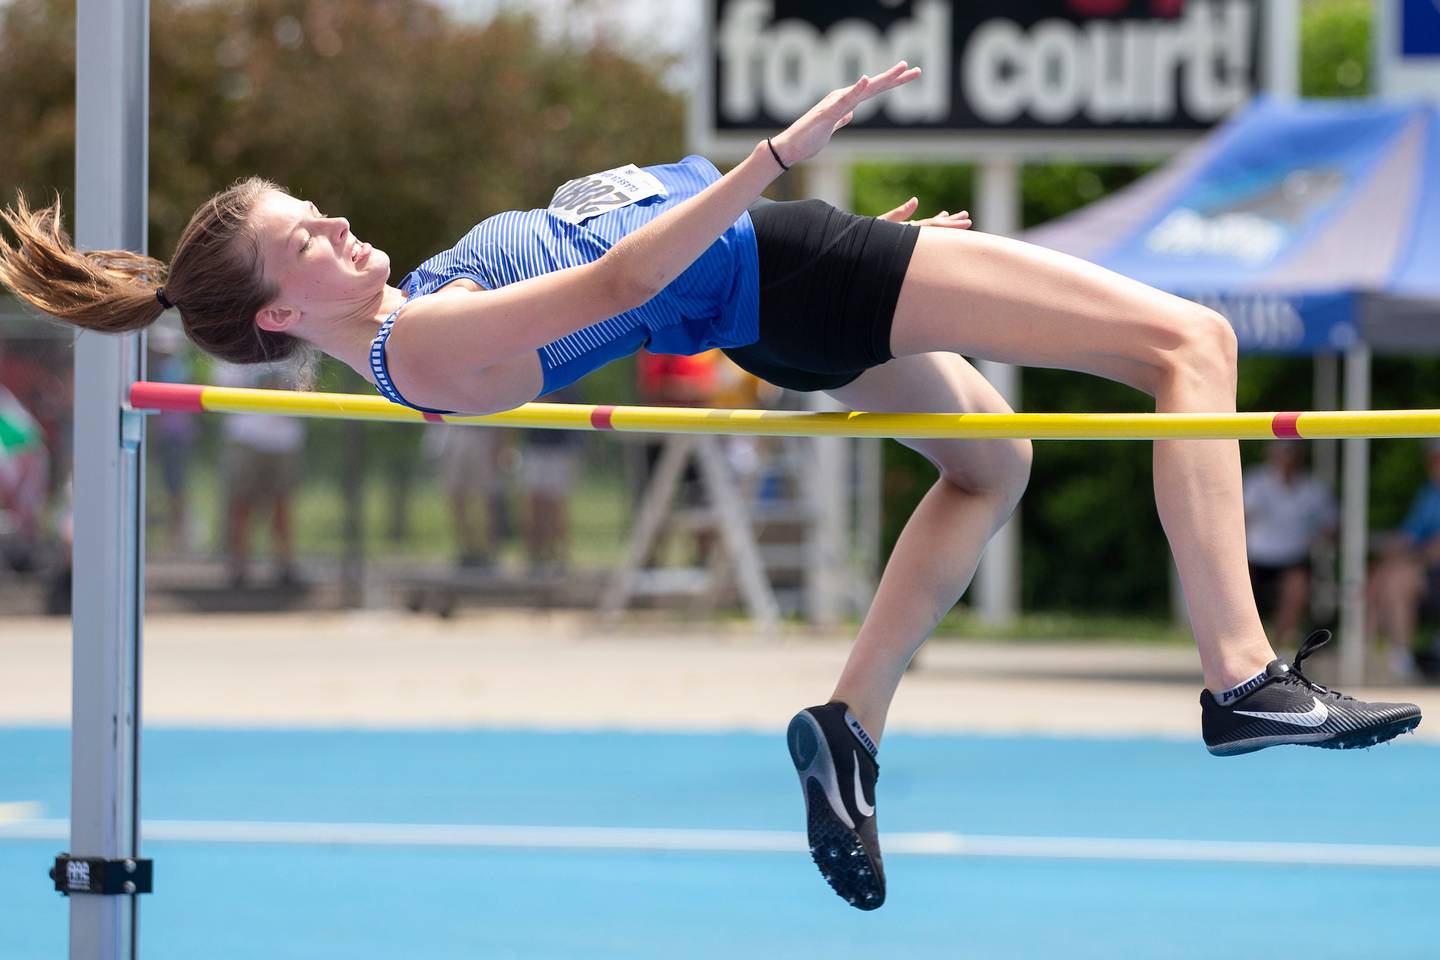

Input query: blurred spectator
[1243,440,1336,649]
[635,350,721,565]
[523,385,584,576]
[1368,440,1440,680]
[631,351,783,566]
[214,363,305,588]
[707,353,780,500]
[148,327,200,553]
[0,382,49,572]
[424,424,514,570]
[637,349,719,407]
[0,338,69,486]
[636,349,717,503]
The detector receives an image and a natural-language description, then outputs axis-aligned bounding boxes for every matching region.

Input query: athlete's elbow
[598,250,662,312]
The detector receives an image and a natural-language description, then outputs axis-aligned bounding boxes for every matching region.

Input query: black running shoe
[1201,630,1422,757]
[787,702,885,910]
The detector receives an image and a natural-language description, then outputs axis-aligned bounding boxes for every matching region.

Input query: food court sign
[695,0,1275,153]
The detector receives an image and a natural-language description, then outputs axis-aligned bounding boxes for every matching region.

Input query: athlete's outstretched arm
[399,62,920,374]
[607,60,919,297]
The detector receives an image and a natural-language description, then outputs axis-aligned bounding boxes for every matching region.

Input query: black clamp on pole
[50,854,154,896]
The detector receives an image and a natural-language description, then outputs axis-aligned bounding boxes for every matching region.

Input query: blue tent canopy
[1026,97,1440,355]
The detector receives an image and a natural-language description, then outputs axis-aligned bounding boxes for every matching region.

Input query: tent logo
[1145,166,1347,265]
[1147,208,1283,265]
[1190,293,1309,351]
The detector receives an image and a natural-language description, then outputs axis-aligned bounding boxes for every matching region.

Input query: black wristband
[765,137,790,172]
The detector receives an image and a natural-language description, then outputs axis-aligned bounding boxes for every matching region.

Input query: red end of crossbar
[1270,412,1302,439]
[130,381,205,413]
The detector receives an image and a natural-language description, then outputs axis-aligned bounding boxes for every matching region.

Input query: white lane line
[0,802,43,822]
[1,818,1438,869]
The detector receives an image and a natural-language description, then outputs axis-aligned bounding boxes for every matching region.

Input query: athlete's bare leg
[827,227,1274,740]
[824,353,1029,741]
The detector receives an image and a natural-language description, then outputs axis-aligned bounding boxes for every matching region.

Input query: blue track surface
[3,727,1438,959]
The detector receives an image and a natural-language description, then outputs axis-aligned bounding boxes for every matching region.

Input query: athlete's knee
[996,438,1033,513]
[1158,303,1237,397]
[1197,305,1238,373]
[937,437,1031,510]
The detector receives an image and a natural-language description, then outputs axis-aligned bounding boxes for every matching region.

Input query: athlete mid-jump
[0,61,1420,911]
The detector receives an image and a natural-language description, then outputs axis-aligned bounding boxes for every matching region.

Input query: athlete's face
[251,191,391,331]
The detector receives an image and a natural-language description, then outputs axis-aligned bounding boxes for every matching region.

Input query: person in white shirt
[1243,441,1337,648]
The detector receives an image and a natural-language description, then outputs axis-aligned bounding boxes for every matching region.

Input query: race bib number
[547,164,667,225]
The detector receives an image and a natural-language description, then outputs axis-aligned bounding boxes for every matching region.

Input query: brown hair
[0,177,305,366]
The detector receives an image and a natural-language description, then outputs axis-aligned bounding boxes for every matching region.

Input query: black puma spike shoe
[1201,630,1422,757]
[787,702,885,910]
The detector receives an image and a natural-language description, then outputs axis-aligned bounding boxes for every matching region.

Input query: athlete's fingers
[826,63,915,121]
[878,197,920,222]
[868,61,911,88]
[838,74,870,108]
[857,63,920,100]
[917,210,972,229]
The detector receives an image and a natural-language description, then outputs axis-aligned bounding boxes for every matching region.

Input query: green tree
[1301,0,1372,97]
[1,0,684,497]
[2,0,683,360]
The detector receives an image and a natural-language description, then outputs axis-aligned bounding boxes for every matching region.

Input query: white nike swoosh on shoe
[852,753,874,818]
[1234,697,1330,728]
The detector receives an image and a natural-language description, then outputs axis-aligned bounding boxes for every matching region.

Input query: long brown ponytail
[0,191,167,334]
[0,177,306,365]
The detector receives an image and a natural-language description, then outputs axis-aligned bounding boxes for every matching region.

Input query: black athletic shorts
[723,198,921,392]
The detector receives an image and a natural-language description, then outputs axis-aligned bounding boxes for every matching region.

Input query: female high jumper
[0,61,1420,911]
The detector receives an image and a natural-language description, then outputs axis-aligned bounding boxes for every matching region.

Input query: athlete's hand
[877,197,972,230]
[768,61,921,169]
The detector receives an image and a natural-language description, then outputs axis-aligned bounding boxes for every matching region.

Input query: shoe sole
[787,711,885,910]
[1207,714,1422,757]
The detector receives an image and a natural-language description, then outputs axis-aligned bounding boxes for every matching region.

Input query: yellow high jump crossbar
[129,382,1440,441]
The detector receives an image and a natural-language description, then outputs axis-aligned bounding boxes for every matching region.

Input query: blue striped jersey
[368,155,759,412]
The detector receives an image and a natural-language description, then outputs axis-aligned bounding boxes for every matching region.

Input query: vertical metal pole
[1339,344,1371,687]
[974,157,1021,624]
[1263,0,1300,99]
[1373,0,1397,99]
[72,1,148,958]
[803,156,852,626]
